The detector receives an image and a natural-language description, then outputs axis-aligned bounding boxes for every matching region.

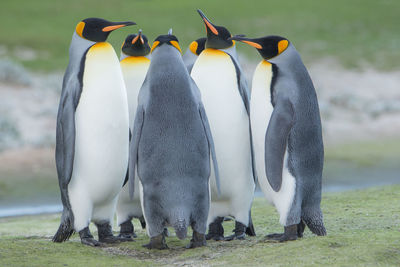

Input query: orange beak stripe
[131,34,139,44]
[242,40,262,49]
[102,24,126,32]
[203,19,218,35]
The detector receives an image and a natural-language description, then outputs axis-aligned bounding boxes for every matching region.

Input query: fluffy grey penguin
[182,37,206,73]
[191,9,256,241]
[53,17,135,246]
[116,29,151,240]
[231,35,327,241]
[128,31,220,249]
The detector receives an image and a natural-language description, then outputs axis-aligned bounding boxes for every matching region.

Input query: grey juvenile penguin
[231,35,327,241]
[53,18,135,246]
[129,31,220,249]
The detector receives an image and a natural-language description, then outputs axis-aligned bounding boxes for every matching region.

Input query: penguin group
[53,9,326,249]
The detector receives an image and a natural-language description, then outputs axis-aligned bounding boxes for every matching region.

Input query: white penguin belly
[69,42,129,222]
[191,49,254,222]
[251,61,296,225]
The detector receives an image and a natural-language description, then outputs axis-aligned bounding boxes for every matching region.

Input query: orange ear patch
[102,24,126,32]
[278,40,289,54]
[150,41,160,53]
[76,21,85,38]
[170,41,182,53]
[242,40,262,49]
[189,41,198,54]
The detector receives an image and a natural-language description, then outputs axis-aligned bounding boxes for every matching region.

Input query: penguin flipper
[122,129,133,188]
[55,94,76,196]
[228,54,258,183]
[199,103,221,195]
[128,107,145,199]
[265,98,294,192]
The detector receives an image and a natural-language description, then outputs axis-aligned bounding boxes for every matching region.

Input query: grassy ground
[0,185,399,266]
[0,0,399,71]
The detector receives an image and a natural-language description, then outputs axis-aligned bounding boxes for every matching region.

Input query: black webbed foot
[186,231,207,249]
[118,220,136,240]
[265,225,298,242]
[79,227,102,247]
[224,221,246,241]
[205,216,224,241]
[143,234,168,250]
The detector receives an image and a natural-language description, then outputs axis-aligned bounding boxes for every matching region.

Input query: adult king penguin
[129,31,220,249]
[116,29,151,240]
[191,10,256,241]
[182,37,206,73]
[53,18,135,246]
[231,35,327,241]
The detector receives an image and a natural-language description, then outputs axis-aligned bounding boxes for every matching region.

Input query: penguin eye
[278,40,289,54]
[169,41,182,54]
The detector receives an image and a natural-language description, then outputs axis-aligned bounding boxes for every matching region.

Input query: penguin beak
[132,30,144,45]
[102,21,136,32]
[197,9,219,35]
[229,35,262,49]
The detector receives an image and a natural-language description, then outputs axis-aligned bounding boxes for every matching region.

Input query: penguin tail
[173,219,188,240]
[245,211,256,236]
[52,208,75,242]
[302,208,327,236]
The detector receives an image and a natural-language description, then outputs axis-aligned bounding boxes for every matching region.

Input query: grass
[0,0,400,71]
[0,185,399,266]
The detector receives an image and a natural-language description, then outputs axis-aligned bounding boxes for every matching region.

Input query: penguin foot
[186,231,207,249]
[205,216,224,241]
[143,234,168,250]
[297,220,306,238]
[96,221,127,244]
[118,220,136,240]
[224,221,246,241]
[79,227,103,247]
[265,225,298,242]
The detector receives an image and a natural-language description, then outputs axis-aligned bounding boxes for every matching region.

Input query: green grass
[1,0,399,71]
[0,185,399,266]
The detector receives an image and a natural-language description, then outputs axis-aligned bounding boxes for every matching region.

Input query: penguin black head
[197,9,234,50]
[151,30,182,54]
[189,37,207,55]
[75,17,136,42]
[230,35,289,60]
[121,30,150,57]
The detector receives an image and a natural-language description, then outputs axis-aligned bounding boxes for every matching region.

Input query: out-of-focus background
[0,0,399,217]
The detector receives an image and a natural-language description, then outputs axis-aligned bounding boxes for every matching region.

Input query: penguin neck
[148,46,193,101]
[66,32,96,75]
[267,43,303,71]
[120,51,150,61]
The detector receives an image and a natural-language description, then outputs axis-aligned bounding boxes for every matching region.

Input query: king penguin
[182,37,206,73]
[128,31,220,249]
[231,35,327,241]
[53,17,135,246]
[190,10,256,241]
[116,29,151,240]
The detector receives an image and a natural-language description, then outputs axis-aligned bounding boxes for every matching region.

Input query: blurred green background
[1,0,400,71]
